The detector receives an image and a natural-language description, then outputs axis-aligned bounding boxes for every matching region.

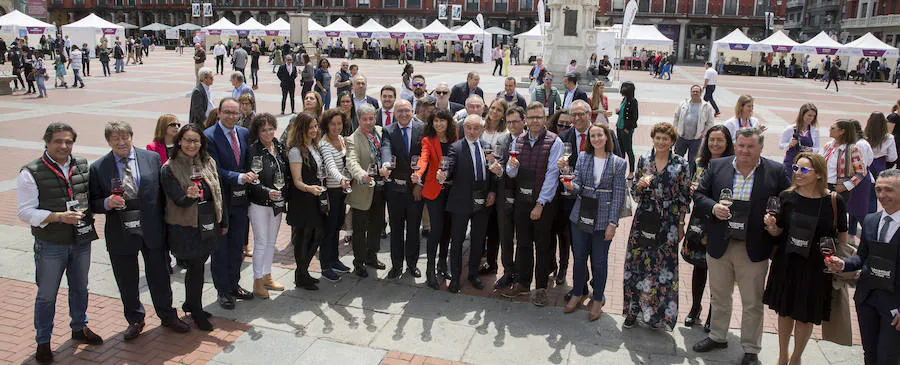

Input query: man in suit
[381,99,425,279]
[230,71,254,103]
[561,74,589,110]
[376,85,396,127]
[492,107,525,289]
[88,121,190,340]
[352,75,380,112]
[189,67,215,126]
[204,98,259,309]
[437,114,495,293]
[554,100,592,290]
[345,103,387,277]
[277,55,298,115]
[692,127,790,365]
[500,102,564,307]
[496,76,528,110]
[829,169,900,365]
[434,82,464,115]
[449,71,484,106]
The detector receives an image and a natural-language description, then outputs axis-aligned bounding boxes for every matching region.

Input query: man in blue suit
[88,121,190,340]
[204,98,258,309]
[829,169,900,365]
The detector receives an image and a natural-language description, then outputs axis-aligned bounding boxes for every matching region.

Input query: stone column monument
[289,9,316,56]
[543,0,599,79]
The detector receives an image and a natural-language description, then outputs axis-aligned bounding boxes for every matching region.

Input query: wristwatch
[536,201,544,207]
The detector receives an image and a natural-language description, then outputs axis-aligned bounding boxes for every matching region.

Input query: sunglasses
[557,123,572,128]
[434,90,449,95]
[544,78,553,82]
[168,122,181,128]
[412,82,425,87]
[791,164,813,174]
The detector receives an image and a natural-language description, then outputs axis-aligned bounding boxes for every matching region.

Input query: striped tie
[121,157,137,200]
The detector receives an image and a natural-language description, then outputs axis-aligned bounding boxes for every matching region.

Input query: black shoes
[161,317,191,333]
[182,304,212,319]
[684,305,702,327]
[192,313,214,331]
[692,337,728,353]
[477,263,497,275]
[231,287,255,300]
[71,327,103,345]
[448,280,461,293]
[468,276,484,290]
[437,268,451,281]
[623,315,637,329]
[35,343,53,364]
[426,272,440,290]
[355,265,369,278]
[386,268,402,279]
[407,267,421,278]
[555,276,566,286]
[741,353,761,365]
[368,260,387,270]
[218,294,236,310]
[123,321,145,341]
[494,274,513,289]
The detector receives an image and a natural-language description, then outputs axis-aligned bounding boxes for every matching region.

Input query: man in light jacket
[673,84,716,162]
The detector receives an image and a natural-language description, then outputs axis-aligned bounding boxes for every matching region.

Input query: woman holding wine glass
[159,124,226,331]
[412,109,459,289]
[560,122,627,321]
[622,122,691,330]
[317,109,354,282]
[762,152,848,365]
[285,112,327,290]
[479,98,509,275]
[244,113,290,299]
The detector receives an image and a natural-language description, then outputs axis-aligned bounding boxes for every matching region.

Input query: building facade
[784,0,841,42]
[841,0,900,46]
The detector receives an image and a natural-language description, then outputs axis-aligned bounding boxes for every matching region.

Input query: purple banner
[423,33,440,40]
[356,32,372,38]
[728,43,749,51]
[102,28,117,35]
[27,26,46,34]
[656,24,678,43]
[390,32,406,39]
[208,29,222,35]
[265,30,279,36]
[457,34,474,41]
[237,30,250,37]
[862,49,886,57]
[815,47,838,55]
[772,45,793,53]
[324,31,340,37]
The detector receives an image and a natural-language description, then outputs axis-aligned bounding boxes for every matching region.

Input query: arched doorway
[257,12,270,24]
[223,11,236,23]
[275,11,288,22]
[238,11,251,23]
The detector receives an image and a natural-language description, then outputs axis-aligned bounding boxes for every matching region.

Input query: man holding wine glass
[18,122,103,363]
[380,99,425,280]
[554,100,592,289]
[828,168,900,365]
[88,121,190,341]
[692,127,790,365]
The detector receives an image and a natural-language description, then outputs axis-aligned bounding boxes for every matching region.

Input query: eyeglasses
[220,110,240,115]
[168,122,181,128]
[506,119,523,123]
[526,116,545,121]
[571,112,587,118]
[412,82,425,87]
[434,90,449,95]
[557,123,572,128]
[791,164,814,174]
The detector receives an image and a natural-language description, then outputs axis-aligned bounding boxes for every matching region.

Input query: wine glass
[766,196,781,216]
[341,166,353,194]
[560,166,575,196]
[438,158,449,186]
[508,149,520,159]
[562,143,573,161]
[366,163,378,188]
[410,155,420,172]
[250,156,263,185]
[483,143,494,164]
[719,188,734,219]
[383,155,396,182]
[110,178,124,210]
[820,237,836,273]
[272,170,285,201]
[316,166,327,195]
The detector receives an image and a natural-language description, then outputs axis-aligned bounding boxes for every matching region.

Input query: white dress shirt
[381,108,394,126]
[203,83,214,116]
[878,210,900,242]
[562,87,575,109]
[467,138,487,180]
[218,121,247,184]
[871,135,898,162]
[17,155,71,228]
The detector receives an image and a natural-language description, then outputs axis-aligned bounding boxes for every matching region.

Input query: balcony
[786,0,803,8]
[842,14,900,29]
[783,19,801,28]
[805,0,839,13]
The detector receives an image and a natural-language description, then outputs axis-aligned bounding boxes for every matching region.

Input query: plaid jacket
[823,140,866,190]
[569,152,628,229]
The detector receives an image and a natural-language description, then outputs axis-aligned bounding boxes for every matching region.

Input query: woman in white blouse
[317,109,353,282]
[722,95,767,140]
[864,111,898,215]
[778,103,820,181]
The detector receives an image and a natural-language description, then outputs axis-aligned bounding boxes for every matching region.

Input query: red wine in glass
[508,150,520,159]
[820,247,834,260]
[820,237,836,273]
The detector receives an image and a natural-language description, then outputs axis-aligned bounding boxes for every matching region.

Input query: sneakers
[532,289,549,307]
[332,261,352,274]
[321,269,341,282]
[500,283,531,298]
[623,315,637,329]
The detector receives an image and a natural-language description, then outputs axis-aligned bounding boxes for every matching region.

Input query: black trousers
[857,296,900,365]
[82,59,89,75]
[549,197,573,277]
[495,184,517,276]
[301,80,314,98]
[320,188,345,270]
[424,190,451,274]
[180,254,209,313]
[450,208,489,281]
[514,199,557,289]
[292,225,322,285]
[351,192,386,268]
[216,55,224,74]
[281,86,295,113]
[703,85,719,114]
[484,205,500,268]
[826,77,839,92]
[492,59,502,75]
[109,242,177,324]
[385,188,424,270]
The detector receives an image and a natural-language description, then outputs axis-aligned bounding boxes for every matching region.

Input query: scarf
[163,152,223,227]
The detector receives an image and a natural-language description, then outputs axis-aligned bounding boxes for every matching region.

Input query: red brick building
[841,0,900,46]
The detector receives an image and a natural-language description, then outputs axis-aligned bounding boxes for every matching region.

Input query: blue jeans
[72,68,84,87]
[101,61,111,76]
[569,223,611,302]
[115,58,124,72]
[35,74,47,96]
[319,90,331,110]
[33,239,91,344]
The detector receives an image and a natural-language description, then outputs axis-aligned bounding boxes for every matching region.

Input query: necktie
[385,111,392,126]
[579,133,587,152]
[401,127,410,156]
[229,130,241,165]
[474,142,484,181]
[121,157,137,200]
[879,215,893,242]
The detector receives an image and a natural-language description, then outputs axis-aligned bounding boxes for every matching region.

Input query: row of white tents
[202,17,492,41]
[712,28,899,67]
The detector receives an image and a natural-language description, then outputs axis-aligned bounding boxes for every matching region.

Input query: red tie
[229,130,241,164]
[579,133,586,152]
[385,111,392,126]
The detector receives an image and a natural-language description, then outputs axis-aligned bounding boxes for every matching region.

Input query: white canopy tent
[387,19,422,40]
[453,21,490,64]
[419,19,456,41]
[514,22,549,62]
[610,24,674,47]
[61,13,125,57]
[838,32,899,58]
[795,31,844,55]
[141,22,171,31]
[485,26,512,36]
[203,18,238,36]
[117,22,138,30]
[754,30,800,53]
[264,18,290,37]
[173,23,201,31]
[308,18,325,38]
[322,18,357,38]
[354,19,390,39]
[236,18,267,37]
[0,10,56,46]
[710,28,759,66]
[513,22,547,40]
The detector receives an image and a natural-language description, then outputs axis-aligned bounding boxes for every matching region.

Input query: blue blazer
[444,138,496,216]
[204,122,251,206]
[88,148,165,255]
[844,211,900,309]
[568,152,627,231]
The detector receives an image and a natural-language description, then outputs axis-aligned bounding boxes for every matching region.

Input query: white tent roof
[0,10,56,35]
[354,18,389,39]
[62,13,124,31]
[264,18,289,36]
[712,28,757,51]
[387,19,422,39]
[173,22,201,31]
[322,18,356,38]
[754,30,800,53]
[485,26,512,36]
[795,31,844,55]
[420,19,455,40]
[308,18,324,37]
[610,24,673,46]
[117,22,138,30]
[203,17,238,36]
[237,18,267,36]
[838,32,899,58]
[141,22,171,31]
[454,20,487,40]
[513,22,549,40]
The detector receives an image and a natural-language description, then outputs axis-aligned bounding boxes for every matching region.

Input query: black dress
[763,190,848,324]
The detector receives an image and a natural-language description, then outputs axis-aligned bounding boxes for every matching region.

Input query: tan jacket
[345,125,383,211]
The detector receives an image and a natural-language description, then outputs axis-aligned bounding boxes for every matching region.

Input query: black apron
[785,202,821,258]
[230,185,249,206]
[727,200,751,242]
[576,186,599,233]
[117,199,144,238]
[516,168,537,206]
[66,199,99,242]
[198,200,217,241]
[390,178,410,193]
[272,198,286,216]
[635,206,663,247]
[866,239,898,292]
[471,180,487,213]
[502,184,515,211]
[684,213,705,249]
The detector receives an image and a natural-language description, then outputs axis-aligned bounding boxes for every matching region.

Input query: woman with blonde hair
[723,95,766,139]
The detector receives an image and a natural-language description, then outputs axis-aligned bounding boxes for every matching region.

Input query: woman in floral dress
[623,122,691,330]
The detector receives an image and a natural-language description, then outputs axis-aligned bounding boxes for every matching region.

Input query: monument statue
[543,0,599,80]
[289,4,316,57]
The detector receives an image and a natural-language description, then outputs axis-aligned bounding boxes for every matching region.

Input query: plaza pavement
[0,49,893,364]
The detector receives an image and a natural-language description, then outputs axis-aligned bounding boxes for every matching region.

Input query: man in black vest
[829,168,900,365]
[88,121,190,340]
[437,114,496,293]
[692,127,790,365]
[491,107,525,290]
[17,123,102,364]
[500,102,563,307]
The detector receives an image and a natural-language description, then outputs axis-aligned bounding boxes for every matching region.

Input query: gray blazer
[568,152,628,230]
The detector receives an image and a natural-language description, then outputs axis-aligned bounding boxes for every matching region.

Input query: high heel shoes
[564,295,584,314]
[684,305,702,327]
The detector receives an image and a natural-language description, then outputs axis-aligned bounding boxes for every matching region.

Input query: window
[612,0,625,11]
[466,0,479,11]
[693,0,706,14]
[334,0,343,5]
[408,0,422,7]
[755,0,766,16]
[241,0,249,5]
[664,0,675,13]
[638,0,649,12]
[723,0,737,15]
[519,0,531,10]
[494,0,507,11]
[75,0,85,5]
[384,0,397,6]
[357,0,368,6]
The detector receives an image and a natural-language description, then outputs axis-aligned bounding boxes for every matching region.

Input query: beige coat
[345,125,383,211]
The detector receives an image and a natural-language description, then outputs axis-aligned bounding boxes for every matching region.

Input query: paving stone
[336,279,419,315]
[211,326,315,364]
[370,315,476,361]
[293,339,386,365]
[303,304,393,346]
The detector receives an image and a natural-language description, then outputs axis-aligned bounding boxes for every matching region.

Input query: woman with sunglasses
[411,109,459,289]
[314,58,332,111]
[147,114,181,165]
[682,125,734,331]
[778,103,820,182]
[762,152,848,365]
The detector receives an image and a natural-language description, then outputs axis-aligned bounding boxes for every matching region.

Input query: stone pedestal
[289,12,315,55]
[543,0,599,80]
